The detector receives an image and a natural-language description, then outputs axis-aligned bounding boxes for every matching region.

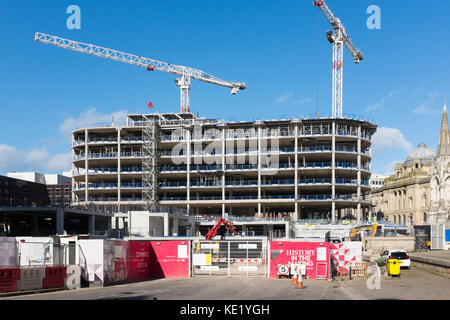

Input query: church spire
[437,96,450,156]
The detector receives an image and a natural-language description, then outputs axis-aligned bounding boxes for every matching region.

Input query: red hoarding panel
[104,240,129,286]
[127,241,151,283]
[149,241,190,279]
[269,241,330,279]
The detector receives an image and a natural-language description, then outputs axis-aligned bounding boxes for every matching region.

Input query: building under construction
[71,112,377,235]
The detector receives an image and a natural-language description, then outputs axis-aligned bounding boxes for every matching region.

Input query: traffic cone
[292,272,298,285]
[297,273,304,289]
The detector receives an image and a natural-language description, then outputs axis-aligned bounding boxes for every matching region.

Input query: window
[391,252,407,259]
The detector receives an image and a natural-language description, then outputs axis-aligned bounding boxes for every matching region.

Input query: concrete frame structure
[71,112,376,225]
[0,206,112,237]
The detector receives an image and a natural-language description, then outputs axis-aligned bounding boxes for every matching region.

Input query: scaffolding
[142,115,160,208]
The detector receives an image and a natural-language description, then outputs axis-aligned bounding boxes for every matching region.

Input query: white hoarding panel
[17,238,53,267]
[78,239,104,284]
[0,237,17,267]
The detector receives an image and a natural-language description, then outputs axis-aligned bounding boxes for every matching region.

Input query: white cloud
[1,108,131,175]
[374,160,402,176]
[365,98,385,112]
[371,127,413,156]
[275,93,294,104]
[0,144,71,174]
[59,108,128,137]
[412,93,439,114]
[365,87,407,112]
[294,97,312,105]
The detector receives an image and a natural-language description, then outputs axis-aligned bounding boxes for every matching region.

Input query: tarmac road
[1,266,449,300]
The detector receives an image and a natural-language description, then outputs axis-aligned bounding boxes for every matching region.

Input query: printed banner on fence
[269,241,330,279]
[330,241,363,275]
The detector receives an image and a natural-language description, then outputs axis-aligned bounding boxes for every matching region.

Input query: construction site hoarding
[78,239,104,286]
[0,237,17,267]
[149,240,190,278]
[127,240,151,282]
[16,237,53,267]
[104,240,129,286]
[269,241,330,279]
[330,241,362,275]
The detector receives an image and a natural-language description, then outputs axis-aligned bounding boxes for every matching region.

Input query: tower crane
[313,0,364,118]
[34,32,246,113]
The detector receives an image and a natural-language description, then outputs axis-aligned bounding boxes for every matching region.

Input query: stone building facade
[371,99,450,227]
[370,144,435,225]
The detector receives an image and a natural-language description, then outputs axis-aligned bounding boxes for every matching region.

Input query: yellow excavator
[348,224,377,241]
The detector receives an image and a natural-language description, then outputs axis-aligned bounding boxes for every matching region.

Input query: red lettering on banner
[269,242,330,279]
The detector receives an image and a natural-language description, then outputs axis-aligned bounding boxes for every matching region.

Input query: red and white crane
[35,32,246,113]
[313,0,364,118]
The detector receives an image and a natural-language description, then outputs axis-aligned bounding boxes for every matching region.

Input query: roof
[405,143,436,163]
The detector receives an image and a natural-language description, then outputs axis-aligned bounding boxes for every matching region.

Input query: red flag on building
[148,101,154,109]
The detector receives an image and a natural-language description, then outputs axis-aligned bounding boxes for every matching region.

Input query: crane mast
[313,0,364,118]
[34,32,246,113]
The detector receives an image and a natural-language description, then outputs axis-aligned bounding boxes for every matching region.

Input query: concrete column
[285,222,289,238]
[56,207,64,235]
[33,215,39,236]
[257,126,262,214]
[71,133,76,206]
[357,125,362,222]
[117,128,121,209]
[85,129,89,207]
[88,215,95,234]
[222,203,226,219]
[331,121,336,223]
[186,127,191,204]
[294,124,299,220]
[163,212,169,236]
[221,126,226,218]
[172,217,178,236]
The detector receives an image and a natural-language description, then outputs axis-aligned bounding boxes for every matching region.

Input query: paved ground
[1,267,449,300]
[410,250,450,260]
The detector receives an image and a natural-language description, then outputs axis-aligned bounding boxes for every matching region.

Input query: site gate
[191,239,268,277]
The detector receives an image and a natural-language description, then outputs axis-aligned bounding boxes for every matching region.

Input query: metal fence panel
[431,224,445,250]
[192,239,267,277]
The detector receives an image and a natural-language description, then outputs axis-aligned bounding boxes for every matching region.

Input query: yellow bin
[387,259,402,277]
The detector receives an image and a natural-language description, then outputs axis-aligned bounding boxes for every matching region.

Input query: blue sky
[0,0,449,175]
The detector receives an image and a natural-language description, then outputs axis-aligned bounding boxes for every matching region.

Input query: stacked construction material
[350,261,367,277]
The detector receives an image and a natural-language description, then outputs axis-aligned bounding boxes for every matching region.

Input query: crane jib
[35,32,246,113]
